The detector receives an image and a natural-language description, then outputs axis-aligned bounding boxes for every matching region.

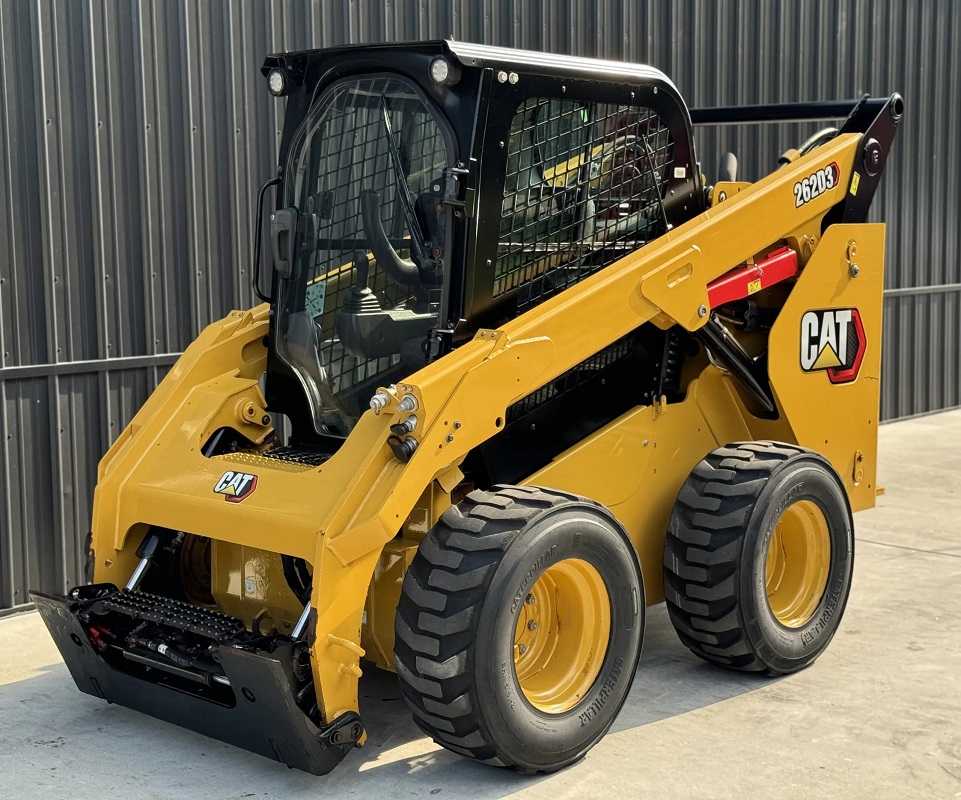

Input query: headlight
[267,67,288,97]
[429,57,460,87]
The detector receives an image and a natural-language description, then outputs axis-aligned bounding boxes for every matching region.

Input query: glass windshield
[276,76,451,436]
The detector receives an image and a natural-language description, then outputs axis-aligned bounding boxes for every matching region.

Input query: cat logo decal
[800,308,865,384]
[214,471,258,503]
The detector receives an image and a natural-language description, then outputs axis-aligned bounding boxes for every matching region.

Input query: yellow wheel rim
[765,500,831,628]
[513,558,611,714]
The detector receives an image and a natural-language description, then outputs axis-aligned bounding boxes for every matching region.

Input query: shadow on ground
[0,605,773,800]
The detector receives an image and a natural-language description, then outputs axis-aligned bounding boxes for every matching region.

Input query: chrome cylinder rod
[292,603,312,639]
[124,557,150,591]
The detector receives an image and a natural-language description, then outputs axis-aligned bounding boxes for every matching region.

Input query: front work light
[429,57,460,87]
[268,67,289,96]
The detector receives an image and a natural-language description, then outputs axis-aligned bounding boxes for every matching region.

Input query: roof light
[267,67,289,97]
[429,57,460,87]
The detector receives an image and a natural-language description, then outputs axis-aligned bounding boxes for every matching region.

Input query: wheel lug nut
[526,594,536,605]
[517,644,528,655]
[527,620,538,631]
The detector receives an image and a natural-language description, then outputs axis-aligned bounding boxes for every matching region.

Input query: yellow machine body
[88,128,884,725]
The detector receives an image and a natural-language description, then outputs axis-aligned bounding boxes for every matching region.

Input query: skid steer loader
[32,41,901,775]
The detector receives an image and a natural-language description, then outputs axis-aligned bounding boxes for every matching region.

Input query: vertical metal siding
[0,0,958,609]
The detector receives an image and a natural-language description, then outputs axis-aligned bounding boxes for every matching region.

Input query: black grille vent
[506,335,637,425]
[262,446,333,467]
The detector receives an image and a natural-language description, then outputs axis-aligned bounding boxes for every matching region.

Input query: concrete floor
[1,410,960,800]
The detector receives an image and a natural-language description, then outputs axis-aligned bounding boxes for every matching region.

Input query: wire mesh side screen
[497,98,674,309]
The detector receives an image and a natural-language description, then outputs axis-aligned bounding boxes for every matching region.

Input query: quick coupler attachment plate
[29,587,362,775]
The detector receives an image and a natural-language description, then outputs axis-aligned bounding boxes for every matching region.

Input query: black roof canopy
[262,40,686,108]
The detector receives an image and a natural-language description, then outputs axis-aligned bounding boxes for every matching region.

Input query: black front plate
[30,590,359,776]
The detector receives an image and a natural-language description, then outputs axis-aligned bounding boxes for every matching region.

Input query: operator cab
[260,41,703,446]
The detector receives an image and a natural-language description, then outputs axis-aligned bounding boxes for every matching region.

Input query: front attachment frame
[31,589,363,775]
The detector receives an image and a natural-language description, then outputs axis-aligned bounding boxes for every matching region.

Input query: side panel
[768,224,885,511]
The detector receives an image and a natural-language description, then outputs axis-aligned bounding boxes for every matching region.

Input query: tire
[663,441,854,675]
[394,485,644,773]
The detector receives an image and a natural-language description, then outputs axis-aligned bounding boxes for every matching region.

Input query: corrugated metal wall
[1,0,958,610]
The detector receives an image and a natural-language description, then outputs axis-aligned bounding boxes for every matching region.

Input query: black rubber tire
[663,441,854,676]
[394,485,644,773]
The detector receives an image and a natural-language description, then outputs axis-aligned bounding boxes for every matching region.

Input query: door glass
[276,76,451,435]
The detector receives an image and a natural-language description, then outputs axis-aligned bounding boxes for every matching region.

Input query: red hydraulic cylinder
[706,246,799,308]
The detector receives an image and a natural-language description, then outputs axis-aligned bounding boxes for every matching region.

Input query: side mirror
[270,208,299,279]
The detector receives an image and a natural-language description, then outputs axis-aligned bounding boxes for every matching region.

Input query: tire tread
[663,440,812,674]
[395,485,592,769]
